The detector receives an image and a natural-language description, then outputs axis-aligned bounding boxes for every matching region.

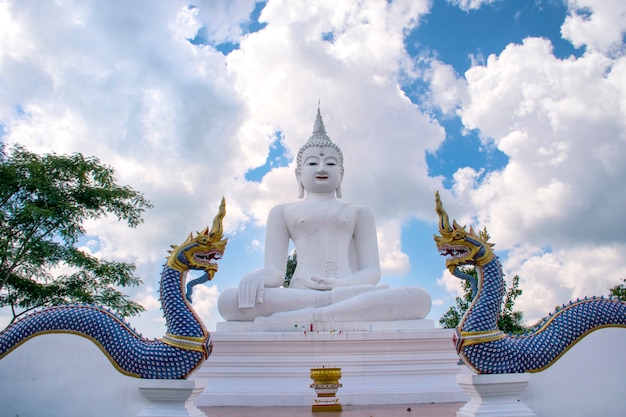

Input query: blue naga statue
[434,192,626,374]
[0,199,228,379]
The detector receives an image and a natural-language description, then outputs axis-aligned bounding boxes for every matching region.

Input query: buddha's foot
[330,284,389,304]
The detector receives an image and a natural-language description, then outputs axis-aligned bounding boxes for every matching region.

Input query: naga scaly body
[434,192,626,374]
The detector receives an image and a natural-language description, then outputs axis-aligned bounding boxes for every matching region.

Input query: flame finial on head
[209,197,226,240]
[311,106,328,139]
[435,191,452,236]
[297,106,340,156]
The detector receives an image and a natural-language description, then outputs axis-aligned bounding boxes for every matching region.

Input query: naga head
[434,192,494,274]
[167,198,228,279]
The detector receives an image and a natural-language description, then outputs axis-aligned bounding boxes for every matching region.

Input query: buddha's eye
[307,161,318,166]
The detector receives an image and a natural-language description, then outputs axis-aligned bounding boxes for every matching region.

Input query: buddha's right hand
[237,267,283,308]
[237,270,266,308]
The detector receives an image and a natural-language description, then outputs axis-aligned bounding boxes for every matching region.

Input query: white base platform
[137,379,208,417]
[193,320,468,406]
[456,371,536,417]
[216,318,436,333]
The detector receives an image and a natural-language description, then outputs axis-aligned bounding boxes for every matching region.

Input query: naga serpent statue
[434,192,626,374]
[0,199,228,379]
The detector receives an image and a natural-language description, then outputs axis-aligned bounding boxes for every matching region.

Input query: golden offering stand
[310,367,342,412]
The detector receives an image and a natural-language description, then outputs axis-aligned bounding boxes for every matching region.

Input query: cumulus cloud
[187,283,221,326]
[458,37,626,248]
[447,0,497,12]
[0,0,252,336]
[426,3,626,325]
[419,58,468,115]
[562,0,626,55]
[503,244,626,324]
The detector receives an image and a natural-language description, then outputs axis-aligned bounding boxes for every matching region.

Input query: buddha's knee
[217,288,240,320]
[390,287,432,319]
[407,287,431,318]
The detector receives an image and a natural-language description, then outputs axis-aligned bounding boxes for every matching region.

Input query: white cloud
[447,0,497,12]
[187,284,221,331]
[437,32,626,325]
[424,59,468,115]
[436,268,465,297]
[503,244,626,324]
[377,219,411,275]
[134,287,161,311]
[457,37,626,248]
[193,0,259,45]
[562,0,626,55]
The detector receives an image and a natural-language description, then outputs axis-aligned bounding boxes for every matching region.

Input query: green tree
[439,273,473,330]
[0,144,153,325]
[609,278,626,301]
[283,251,297,287]
[439,267,526,334]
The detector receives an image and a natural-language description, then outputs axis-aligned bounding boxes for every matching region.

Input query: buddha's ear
[295,169,305,199]
[335,172,343,198]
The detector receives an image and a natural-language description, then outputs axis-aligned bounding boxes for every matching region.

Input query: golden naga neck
[475,249,495,267]
[162,333,209,354]
[459,330,505,348]
[166,254,187,272]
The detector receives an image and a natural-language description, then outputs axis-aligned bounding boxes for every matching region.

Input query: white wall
[0,334,150,417]
[1,327,624,416]
[521,327,626,417]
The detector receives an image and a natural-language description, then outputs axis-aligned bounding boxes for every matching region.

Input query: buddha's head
[295,109,344,198]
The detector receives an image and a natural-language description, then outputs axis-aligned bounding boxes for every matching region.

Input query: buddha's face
[299,146,342,196]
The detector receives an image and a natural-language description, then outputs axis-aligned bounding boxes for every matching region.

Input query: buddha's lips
[316,175,328,179]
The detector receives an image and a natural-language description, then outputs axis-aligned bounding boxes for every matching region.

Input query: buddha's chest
[285,201,357,240]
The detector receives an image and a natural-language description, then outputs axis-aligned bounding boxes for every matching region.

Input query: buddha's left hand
[309,276,341,290]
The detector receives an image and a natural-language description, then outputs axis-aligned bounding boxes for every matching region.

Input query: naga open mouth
[193,250,223,265]
[437,244,472,271]
[438,244,469,260]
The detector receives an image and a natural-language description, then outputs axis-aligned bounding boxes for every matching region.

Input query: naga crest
[433,191,494,274]
[167,198,228,279]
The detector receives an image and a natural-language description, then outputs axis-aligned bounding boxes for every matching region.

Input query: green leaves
[609,278,626,301]
[0,144,152,325]
[439,274,474,330]
[283,251,297,288]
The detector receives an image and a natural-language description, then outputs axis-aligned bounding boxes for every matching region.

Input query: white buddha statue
[218,109,431,324]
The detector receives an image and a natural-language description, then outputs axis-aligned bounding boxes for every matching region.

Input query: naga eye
[452,230,465,239]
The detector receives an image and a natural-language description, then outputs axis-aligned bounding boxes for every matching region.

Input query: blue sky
[1,0,625,337]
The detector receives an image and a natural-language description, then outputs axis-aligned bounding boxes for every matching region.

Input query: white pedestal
[456,372,536,417]
[137,379,208,417]
[194,321,467,406]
